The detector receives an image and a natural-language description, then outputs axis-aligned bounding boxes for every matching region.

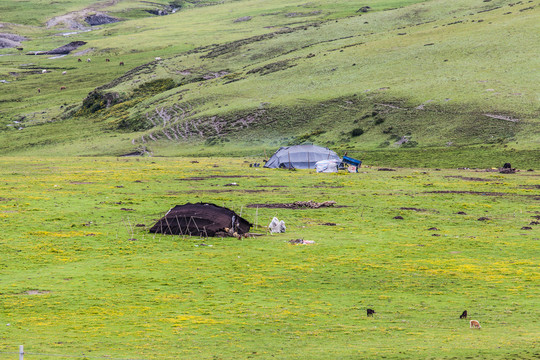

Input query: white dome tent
[264,145,341,169]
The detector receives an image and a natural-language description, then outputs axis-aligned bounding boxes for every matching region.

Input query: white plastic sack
[315,160,339,173]
[268,217,286,234]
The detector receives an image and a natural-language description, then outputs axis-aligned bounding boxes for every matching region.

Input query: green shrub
[78,91,121,115]
[351,128,364,137]
[401,140,418,148]
[374,117,385,125]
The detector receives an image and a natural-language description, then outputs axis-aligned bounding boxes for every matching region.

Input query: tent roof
[264,144,340,169]
[149,203,251,237]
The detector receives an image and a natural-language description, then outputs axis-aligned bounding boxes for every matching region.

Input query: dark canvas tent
[264,145,341,169]
[149,203,251,237]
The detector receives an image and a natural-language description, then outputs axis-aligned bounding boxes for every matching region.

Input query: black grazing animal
[367,309,376,317]
[460,310,468,319]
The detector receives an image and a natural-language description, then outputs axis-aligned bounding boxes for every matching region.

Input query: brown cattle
[470,320,481,329]
[60,86,66,90]
[37,88,41,93]
[106,58,110,62]
[78,58,82,62]
[119,61,124,66]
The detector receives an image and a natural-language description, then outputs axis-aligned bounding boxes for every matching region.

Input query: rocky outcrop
[44,41,87,55]
[0,33,27,49]
[85,13,119,26]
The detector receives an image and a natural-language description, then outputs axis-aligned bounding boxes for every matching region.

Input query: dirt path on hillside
[46,0,119,29]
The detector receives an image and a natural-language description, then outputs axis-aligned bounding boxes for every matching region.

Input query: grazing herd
[77,57,124,66]
[38,56,144,93]
[367,309,482,329]
[38,55,165,93]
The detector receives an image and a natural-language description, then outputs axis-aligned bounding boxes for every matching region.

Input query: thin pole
[255,206,259,229]
[19,345,24,360]
[288,150,291,169]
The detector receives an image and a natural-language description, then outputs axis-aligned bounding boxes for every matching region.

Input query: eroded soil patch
[400,207,438,213]
[177,175,263,181]
[424,191,538,198]
[248,201,344,209]
[186,189,266,193]
[445,175,497,182]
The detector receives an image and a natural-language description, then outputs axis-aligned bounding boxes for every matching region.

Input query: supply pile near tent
[149,203,251,237]
[264,145,341,169]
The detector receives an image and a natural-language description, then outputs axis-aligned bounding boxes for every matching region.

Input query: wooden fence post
[19,345,24,360]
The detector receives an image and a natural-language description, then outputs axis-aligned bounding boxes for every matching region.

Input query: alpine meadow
[0,0,539,359]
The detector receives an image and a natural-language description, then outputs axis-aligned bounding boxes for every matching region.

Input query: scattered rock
[249,201,339,209]
[289,239,315,244]
[428,227,439,231]
[393,216,404,220]
[499,167,516,174]
[477,217,490,221]
[234,16,252,23]
[521,226,532,230]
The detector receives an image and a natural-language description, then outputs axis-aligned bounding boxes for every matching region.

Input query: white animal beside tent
[268,217,286,234]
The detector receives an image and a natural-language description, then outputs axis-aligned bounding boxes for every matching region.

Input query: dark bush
[79,91,120,114]
[401,140,418,148]
[351,128,364,137]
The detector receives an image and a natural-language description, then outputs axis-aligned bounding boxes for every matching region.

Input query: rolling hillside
[0,0,538,166]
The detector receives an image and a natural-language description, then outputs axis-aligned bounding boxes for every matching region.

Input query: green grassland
[1,2,538,359]
[0,157,539,359]
[0,0,538,165]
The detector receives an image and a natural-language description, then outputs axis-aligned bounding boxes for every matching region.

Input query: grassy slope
[0,0,539,167]
[0,157,538,359]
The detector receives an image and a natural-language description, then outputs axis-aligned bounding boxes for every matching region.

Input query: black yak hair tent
[149,203,251,237]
